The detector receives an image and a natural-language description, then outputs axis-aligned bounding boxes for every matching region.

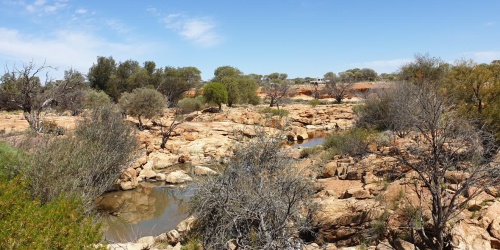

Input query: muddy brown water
[97,182,194,242]
[97,133,328,243]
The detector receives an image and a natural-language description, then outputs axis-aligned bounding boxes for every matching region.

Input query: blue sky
[1,0,499,80]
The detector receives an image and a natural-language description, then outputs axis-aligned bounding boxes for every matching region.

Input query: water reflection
[97,182,193,242]
[292,137,325,148]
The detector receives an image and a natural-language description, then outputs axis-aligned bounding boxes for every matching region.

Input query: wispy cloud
[105,19,130,34]
[75,8,87,14]
[465,51,500,63]
[25,0,68,15]
[0,27,157,78]
[148,8,222,48]
[353,58,411,73]
[484,22,496,27]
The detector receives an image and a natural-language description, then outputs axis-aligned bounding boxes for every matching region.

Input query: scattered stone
[136,236,155,248]
[166,229,180,245]
[176,216,196,235]
[165,170,193,184]
[120,181,134,191]
[194,165,218,176]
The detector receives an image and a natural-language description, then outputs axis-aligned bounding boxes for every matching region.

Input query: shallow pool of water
[97,182,193,242]
[292,137,325,148]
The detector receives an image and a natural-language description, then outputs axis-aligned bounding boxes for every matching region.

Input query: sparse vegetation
[23,105,137,213]
[189,133,315,249]
[119,87,166,129]
[323,128,373,156]
[178,96,205,113]
[259,106,289,117]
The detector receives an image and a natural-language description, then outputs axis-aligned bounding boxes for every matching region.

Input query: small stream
[97,182,193,242]
[97,132,328,242]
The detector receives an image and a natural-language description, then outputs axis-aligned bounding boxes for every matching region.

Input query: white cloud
[75,8,87,14]
[105,19,130,34]
[353,58,411,73]
[466,51,500,63]
[485,22,496,27]
[149,9,222,47]
[0,27,158,79]
[24,0,67,14]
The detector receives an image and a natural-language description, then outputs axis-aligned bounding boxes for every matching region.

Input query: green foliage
[0,142,24,180]
[259,107,289,117]
[299,145,323,158]
[0,178,104,250]
[202,82,228,111]
[24,105,137,213]
[368,210,389,243]
[178,96,205,113]
[323,128,373,156]
[157,66,201,106]
[83,89,112,110]
[119,87,166,128]
[40,120,65,135]
[308,99,321,107]
[212,66,259,106]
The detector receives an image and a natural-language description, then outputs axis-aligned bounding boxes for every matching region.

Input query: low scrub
[178,96,205,113]
[24,105,137,213]
[0,178,104,250]
[259,107,289,117]
[299,145,323,158]
[189,134,315,249]
[323,128,373,156]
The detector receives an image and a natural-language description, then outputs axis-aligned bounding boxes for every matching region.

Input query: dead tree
[397,84,500,250]
[1,61,79,133]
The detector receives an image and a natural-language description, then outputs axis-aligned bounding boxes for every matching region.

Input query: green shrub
[119,87,166,128]
[83,89,112,110]
[41,120,65,135]
[178,96,205,113]
[308,99,321,107]
[323,128,373,156]
[259,107,290,117]
[0,178,104,250]
[24,105,137,213]
[0,142,24,180]
[299,145,323,158]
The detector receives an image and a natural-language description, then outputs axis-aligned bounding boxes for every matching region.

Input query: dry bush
[189,133,316,249]
[23,105,137,213]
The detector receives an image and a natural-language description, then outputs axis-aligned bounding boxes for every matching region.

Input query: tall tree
[156,66,201,106]
[263,72,290,108]
[203,82,228,112]
[119,87,166,129]
[212,66,259,107]
[88,56,116,93]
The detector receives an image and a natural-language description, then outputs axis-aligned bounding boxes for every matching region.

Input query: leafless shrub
[189,132,316,249]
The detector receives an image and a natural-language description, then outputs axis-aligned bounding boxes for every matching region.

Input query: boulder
[107,243,146,250]
[450,219,492,250]
[376,240,395,250]
[136,236,155,248]
[156,173,167,181]
[323,161,338,178]
[150,152,179,169]
[166,170,193,184]
[119,181,135,191]
[139,168,157,179]
[393,238,419,250]
[166,229,180,245]
[194,166,218,176]
[177,216,196,235]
